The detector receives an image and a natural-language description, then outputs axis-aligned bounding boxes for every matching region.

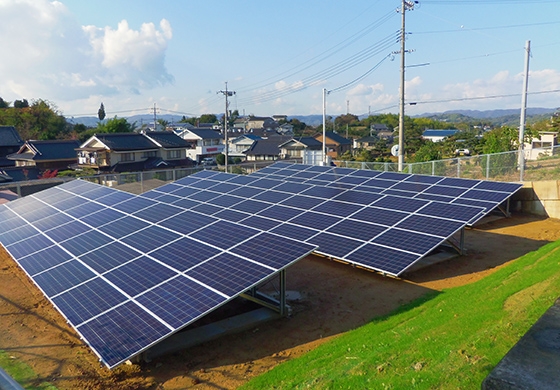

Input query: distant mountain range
[68,108,558,128]
[415,107,557,119]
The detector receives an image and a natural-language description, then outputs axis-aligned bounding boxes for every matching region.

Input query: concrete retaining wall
[511,181,560,219]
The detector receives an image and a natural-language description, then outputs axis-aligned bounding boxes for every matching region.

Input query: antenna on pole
[218,82,236,172]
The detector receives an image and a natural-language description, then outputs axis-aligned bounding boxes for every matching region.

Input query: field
[0,214,559,389]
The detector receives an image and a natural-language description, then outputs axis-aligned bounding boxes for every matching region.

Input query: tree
[0,98,9,109]
[13,99,29,108]
[97,116,135,134]
[98,103,106,121]
[199,114,218,124]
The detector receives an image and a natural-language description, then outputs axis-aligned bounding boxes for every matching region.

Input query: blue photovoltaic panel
[0,179,317,370]
[98,216,150,239]
[240,215,279,231]
[65,289,122,331]
[326,219,386,242]
[157,211,217,234]
[136,276,227,329]
[189,220,258,250]
[104,256,177,297]
[33,260,96,297]
[185,253,272,297]
[121,225,181,253]
[76,301,170,368]
[230,232,316,270]
[346,243,420,275]
[150,237,221,272]
[213,209,250,223]
[269,223,318,241]
[18,245,74,276]
[307,233,363,258]
[79,242,141,273]
[131,203,183,223]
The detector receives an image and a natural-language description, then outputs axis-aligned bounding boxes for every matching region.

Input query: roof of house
[316,132,352,145]
[356,136,378,142]
[422,129,460,137]
[110,157,193,173]
[183,128,223,140]
[143,131,192,148]
[88,133,158,151]
[281,137,323,149]
[8,140,80,161]
[371,123,389,131]
[0,126,24,148]
[243,139,282,156]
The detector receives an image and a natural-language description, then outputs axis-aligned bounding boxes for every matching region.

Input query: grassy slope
[0,351,58,390]
[242,240,560,390]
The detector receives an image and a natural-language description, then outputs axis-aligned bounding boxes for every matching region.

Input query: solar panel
[249,162,522,224]
[0,179,315,369]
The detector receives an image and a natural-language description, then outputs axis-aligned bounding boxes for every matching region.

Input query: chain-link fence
[335,145,560,182]
[0,160,291,196]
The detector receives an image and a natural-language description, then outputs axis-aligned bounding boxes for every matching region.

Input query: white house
[175,128,224,163]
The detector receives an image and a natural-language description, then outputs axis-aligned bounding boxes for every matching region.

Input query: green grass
[242,240,560,390]
[0,351,58,390]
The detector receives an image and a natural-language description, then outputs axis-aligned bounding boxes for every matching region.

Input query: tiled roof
[324,132,352,145]
[422,129,459,137]
[185,129,223,140]
[244,139,282,156]
[0,126,23,147]
[9,140,80,161]
[143,131,192,148]
[92,133,157,151]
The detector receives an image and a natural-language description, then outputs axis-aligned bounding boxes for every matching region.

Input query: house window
[167,150,181,159]
[143,151,157,158]
[121,153,134,162]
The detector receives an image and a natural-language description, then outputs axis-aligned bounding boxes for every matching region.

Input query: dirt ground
[1,213,560,390]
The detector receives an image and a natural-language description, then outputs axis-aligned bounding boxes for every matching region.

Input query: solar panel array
[140,169,489,277]
[0,180,315,368]
[0,162,522,368]
[249,162,522,225]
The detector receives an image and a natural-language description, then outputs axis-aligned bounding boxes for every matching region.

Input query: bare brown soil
[1,214,560,390]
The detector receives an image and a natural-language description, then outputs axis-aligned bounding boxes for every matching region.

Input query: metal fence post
[457,158,460,178]
[486,154,490,179]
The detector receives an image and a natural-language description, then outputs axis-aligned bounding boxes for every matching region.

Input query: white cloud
[0,0,173,104]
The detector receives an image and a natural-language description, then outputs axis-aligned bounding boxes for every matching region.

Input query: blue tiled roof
[422,129,459,137]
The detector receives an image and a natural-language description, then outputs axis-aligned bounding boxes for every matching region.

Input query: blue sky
[1,0,559,120]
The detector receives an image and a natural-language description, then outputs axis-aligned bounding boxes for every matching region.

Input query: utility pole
[322,88,327,165]
[218,82,235,172]
[397,0,417,172]
[153,103,157,131]
[518,40,531,182]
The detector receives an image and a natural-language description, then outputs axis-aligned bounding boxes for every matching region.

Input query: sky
[1,0,559,121]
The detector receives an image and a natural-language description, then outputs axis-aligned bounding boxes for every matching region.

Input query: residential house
[313,132,352,159]
[354,135,378,150]
[76,132,193,172]
[8,140,80,171]
[272,115,288,122]
[243,138,287,161]
[0,126,24,167]
[278,123,294,136]
[228,134,262,159]
[524,131,558,160]
[175,128,224,163]
[422,129,460,142]
[279,137,322,159]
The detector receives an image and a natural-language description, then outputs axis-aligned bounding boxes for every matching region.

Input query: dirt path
[1,214,559,390]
